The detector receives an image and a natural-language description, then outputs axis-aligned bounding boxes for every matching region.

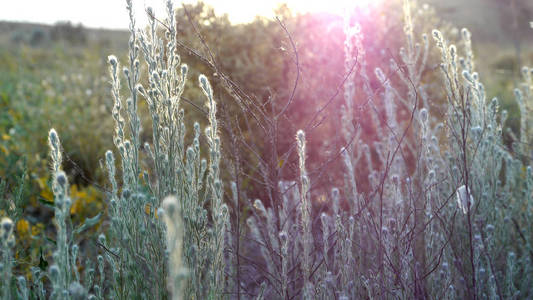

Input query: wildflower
[31,223,44,236]
[144,204,159,219]
[16,219,30,238]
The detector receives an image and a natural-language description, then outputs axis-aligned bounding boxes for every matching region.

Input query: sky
[0,0,378,29]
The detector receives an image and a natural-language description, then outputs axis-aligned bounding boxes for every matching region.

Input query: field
[0,0,533,299]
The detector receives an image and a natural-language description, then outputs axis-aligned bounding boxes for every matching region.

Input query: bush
[50,22,87,46]
[1,0,532,299]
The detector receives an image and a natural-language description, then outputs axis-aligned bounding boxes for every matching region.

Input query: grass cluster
[0,0,532,299]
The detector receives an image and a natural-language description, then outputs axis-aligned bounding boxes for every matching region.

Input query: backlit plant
[0,0,532,299]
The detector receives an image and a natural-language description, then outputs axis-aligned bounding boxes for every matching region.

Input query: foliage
[50,22,87,46]
[0,0,532,299]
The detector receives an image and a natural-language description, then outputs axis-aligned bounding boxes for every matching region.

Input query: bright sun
[178,0,383,24]
[286,0,381,16]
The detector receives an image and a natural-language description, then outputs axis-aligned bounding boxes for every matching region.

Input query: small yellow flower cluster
[35,176,103,223]
[144,203,159,219]
[0,132,13,156]
[15,218,44,244]
[69,184,102,218]
[16,219,30,238]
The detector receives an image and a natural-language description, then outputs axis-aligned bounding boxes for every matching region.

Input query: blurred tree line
[8,21,88,46]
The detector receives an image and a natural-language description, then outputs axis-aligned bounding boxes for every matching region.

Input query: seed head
[278,231,287,244]
[108,55,118,66]
[98,234,106,245]
[486,224,495,234]
[49,264,60,280]
[48,129,59,148]
[162,196,179,217]
[56,171,68,187]
[419,108,428,123]
[69,282,87,300]
[1,217,14,244]
[1,217,13,235]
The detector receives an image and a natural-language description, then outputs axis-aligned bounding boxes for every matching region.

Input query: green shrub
[1,0,532,299]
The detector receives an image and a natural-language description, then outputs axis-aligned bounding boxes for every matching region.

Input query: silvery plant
[2,0,228,299]
[246,1,533,299]
[104,0,228,299]
[1,0,533,299]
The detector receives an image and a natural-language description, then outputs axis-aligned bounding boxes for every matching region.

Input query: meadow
[0,0,533,299]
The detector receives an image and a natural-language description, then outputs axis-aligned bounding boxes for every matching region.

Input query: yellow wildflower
[16,218,30,237]
[31,223,44,236]
[144,204,159,219]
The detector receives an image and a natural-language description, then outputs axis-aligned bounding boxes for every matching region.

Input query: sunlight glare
[286,0,382,17]
[0,0,384,29]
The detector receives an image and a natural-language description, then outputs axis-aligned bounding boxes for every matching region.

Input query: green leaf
[45,237,56,246]
[73,213,102,236]
[38,197,55,209]
[38,248,48,271]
